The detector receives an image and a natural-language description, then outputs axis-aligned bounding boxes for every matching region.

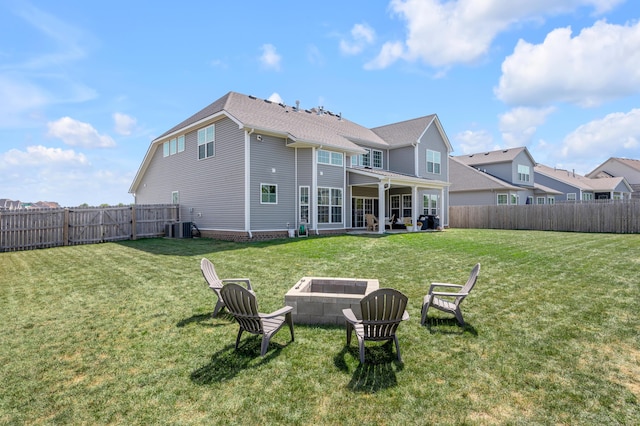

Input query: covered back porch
[347,168,450,233]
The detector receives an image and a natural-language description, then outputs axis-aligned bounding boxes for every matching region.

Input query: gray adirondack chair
[421,263,480,326]
[342,288,409,363]
[200,258,253,318]
[220,283,295,356]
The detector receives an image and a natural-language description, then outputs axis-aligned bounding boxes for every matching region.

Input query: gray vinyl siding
[417,124,449,180]
[512,151,535,185]
[450,191,501,206]
[134,117,246,229]
[250,134,296,230]
[317,161,346,229]
[389,146,415,174]
[534,173,581,202]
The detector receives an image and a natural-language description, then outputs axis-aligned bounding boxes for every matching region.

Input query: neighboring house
[129,91,452,241]
[535,164,633,201]
[0,199,22,210]
[450,147,560,205]
[586,157,640,200]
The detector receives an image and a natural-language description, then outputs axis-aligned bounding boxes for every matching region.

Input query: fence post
[131,205,137,240]
[63,208,70,246]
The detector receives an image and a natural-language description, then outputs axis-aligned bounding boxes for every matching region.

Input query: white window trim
[198,124,215,160]
[260,183,278,204]
[299,186,310,223]
[317,186,343,224]
[427,149,441,174]
[497,193,508,205]
[317,149,343,166]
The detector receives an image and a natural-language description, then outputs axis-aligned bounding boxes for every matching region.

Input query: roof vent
[295,100,300,111]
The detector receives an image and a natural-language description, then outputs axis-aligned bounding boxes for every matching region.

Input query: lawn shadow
[176,312,234,328]
[333,342,404,393]
[190,338,283,385]
[424,317,478,336]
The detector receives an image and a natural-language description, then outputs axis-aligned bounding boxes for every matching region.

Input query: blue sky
[1,0,639,206]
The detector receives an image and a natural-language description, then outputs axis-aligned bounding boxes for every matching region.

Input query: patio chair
[365,214,379,231]
[421,263,480,326]
[220,283,295,356]
[342,288,409,363]
[200,258,253,318]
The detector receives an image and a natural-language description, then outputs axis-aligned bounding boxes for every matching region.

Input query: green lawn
[1,229,638,425]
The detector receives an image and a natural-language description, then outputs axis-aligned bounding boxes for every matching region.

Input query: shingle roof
[535,163,627,191]
[454,146,531,166]
[155,91,388,153]
[449,157,521,192]
[371,115,436,147]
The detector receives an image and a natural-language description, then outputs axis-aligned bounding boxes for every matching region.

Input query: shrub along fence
[0,204,179,252]
[450,200,640,233]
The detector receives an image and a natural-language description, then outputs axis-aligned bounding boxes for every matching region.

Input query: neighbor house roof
[535,163,631,192]
[586,157,640,178]
[454,146,535,167]
[448,157,521,192]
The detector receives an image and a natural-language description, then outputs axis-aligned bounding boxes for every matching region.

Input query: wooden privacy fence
[0,204,179,252]
[449,200,640,233]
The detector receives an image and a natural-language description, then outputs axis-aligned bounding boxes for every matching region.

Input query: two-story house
[450,147,559,205]
[535,163,633,201]
[129,91,452,241]
[586,157,640,200]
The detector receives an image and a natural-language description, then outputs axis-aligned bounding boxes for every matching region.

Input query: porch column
[378,182,386,234]
[440,187,445,227]
[411,185,418,231]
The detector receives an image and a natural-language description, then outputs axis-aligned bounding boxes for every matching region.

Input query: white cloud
[496,20,640,107]
[259,44,282,71]
[113,112,137,136]
[340,23,376,55]
[560,108,640,159]
[454,129,497,154]
[368,0,623,69]
[499,106,556,146]
[0,145,89,168]
[47,117,116,148]
[307,44,324,66]
[267,92,284,104]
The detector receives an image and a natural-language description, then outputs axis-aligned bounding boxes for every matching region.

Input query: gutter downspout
[246,129,253,239]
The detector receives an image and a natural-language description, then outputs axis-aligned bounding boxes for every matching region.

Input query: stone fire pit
[284,277,379,325]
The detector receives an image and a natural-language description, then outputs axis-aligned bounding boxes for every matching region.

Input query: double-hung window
[518,164,530,182]
[427,150,441,174]
[261,184,277,204]
[317,187,342,223]
[352,148,382,168]
[423,194,438,215]
[198,124,215,159]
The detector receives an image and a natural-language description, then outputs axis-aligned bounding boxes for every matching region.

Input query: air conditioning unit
[174,221,192,238]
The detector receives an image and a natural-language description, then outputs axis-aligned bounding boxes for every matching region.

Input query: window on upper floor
[317,150,343,166]
[351,148,383,168]
[163,135,185,158]
[517,164,530,182]
[198,124,215,159]
[427,150,441,174]
[261,183,277,204]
